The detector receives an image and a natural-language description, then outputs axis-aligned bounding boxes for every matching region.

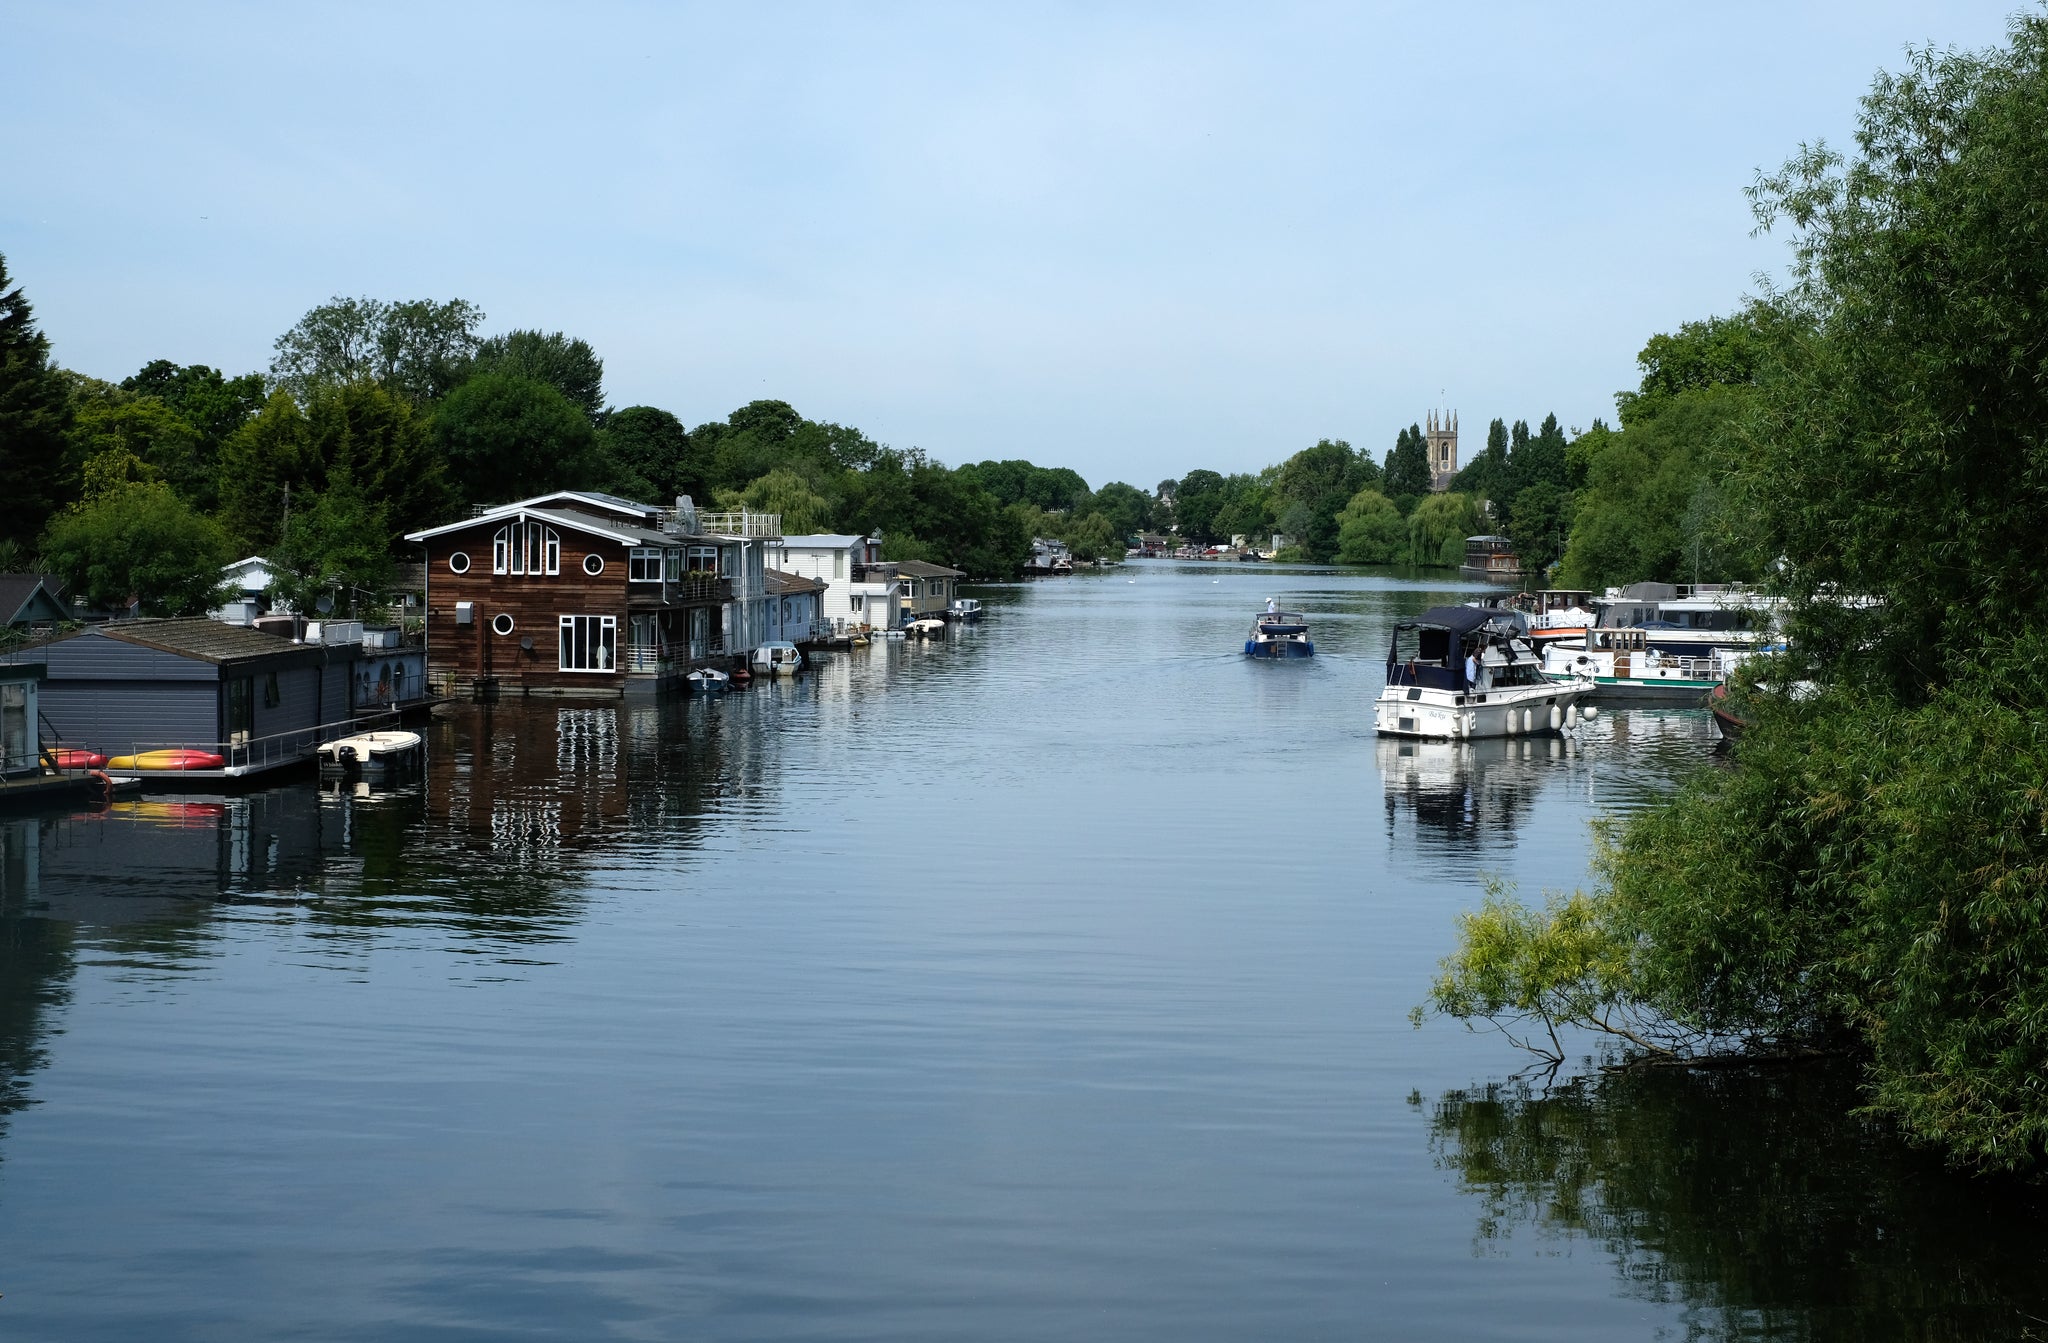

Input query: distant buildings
[1427,410,1459,492]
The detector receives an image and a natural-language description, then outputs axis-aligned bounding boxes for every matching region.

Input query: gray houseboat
[17,619,365,779]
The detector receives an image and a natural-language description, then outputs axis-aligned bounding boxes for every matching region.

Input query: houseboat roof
[33,618,327,668]
[500,489,661,521]
[893,560,965,579]
[404,504,735,548]
[765,569,829,596]
[774,534,868,549]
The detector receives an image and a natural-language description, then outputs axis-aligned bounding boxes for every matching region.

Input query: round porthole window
[583,553,604,576]
[492,613,515,636]
[448,552,470,574]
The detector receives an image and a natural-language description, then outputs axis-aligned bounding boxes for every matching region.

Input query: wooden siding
[422,520,722,694]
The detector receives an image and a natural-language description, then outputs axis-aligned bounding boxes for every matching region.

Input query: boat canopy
[1386,606,1524,690]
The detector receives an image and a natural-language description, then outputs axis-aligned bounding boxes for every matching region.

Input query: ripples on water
[1,562,2044,1341]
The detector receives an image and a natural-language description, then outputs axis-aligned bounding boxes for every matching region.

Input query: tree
[1506,481,1569,579]
[1449,417,1510,506]
[67,398,210,510]
[1063,511,1119,562]
[1174,468,1227,542]
[40,481,230,615]
[1334,489,1404,564]
[432,372,594,505]
[271,296,484,404]
[120,360,265,451]
[1272,438,1376,561]
[470,330,605,421]
[215,391,316,553]
[1383,424,1433,498]
[715,469,836,534]
[266,467,395,616]
[595,405,697,504]
[1407,492,1482,569]
[1089,481,1152,540]
[0,252,76,547]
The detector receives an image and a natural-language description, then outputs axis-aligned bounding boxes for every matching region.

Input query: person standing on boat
[1266,596,1278,614]
[1464,642,1481,691]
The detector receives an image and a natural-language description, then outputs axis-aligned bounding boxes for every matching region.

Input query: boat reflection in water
[1422,1064,2048,1341]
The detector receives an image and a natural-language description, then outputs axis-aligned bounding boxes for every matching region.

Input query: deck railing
[694,510,781,538]
[98,711,401,775]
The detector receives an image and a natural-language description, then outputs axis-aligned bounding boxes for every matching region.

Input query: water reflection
[1424,1066,2048,1341]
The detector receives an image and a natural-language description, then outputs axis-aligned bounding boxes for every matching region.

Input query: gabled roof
[894,560,965,579]
[501,489,660,521]
[407,504,679,548]
[766,568,829,596]
[0,574,68,626]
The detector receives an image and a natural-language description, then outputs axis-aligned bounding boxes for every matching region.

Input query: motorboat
[1538,583,1776,703]
[687,667,730,693]
[947,598,983,623]
[316,730,423,780]
[1374,606,1592,739]
[751,641,804,676]
[1245,608,1314,658]
[908,617,947,638]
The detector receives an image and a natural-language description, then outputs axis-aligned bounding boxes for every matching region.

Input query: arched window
[493,520,560,576]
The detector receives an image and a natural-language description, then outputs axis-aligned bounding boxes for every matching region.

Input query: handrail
[105,710,400,773]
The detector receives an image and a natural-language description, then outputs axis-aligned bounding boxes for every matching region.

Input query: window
[448,551,471,574]
[1,683,27,772]
[686,546,718,573]
[718,545,733,577]
[584,553,605,576]
[834,552,845,579]
[492,613,516,636]
[663,549,681,582]
[492,520,560,575]
[559,615,617,672]
[263,671,280,708]
[630,548,663,582]
[226,677,255,740]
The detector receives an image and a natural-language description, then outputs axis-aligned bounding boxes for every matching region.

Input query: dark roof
[765,568,828,595]
[94,618,326,666]
[1396,606,1515,637]
[0,573,67,625]
[894,560,965,579]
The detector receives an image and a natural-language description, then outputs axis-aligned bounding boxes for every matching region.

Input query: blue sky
[3,2,2024,490]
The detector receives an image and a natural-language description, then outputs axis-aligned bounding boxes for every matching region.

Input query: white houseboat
[1540,582,1778,703]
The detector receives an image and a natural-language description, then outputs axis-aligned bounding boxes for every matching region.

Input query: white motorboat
[687,667,731,693]
[908,617,947,638]
[947,598,983,623]
[1539,582,1778,703]
[316,729,423,778]
[1374,606,1592,739]
[750,641,804,676]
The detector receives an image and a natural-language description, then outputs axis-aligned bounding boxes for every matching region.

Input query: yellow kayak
[106,749,227,771]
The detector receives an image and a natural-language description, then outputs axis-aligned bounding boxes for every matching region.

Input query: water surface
[2,562,2043,1340]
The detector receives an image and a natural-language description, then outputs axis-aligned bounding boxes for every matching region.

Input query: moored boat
[1374,606,1591,739]
[316,730,423,779]
[908,617,947,638]
[947,598,983,623]
[686,667,730,693]
[1245,607,1314,658]
[750,641,804,676]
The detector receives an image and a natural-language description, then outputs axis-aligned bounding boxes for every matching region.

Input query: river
[1,561,2044,1340]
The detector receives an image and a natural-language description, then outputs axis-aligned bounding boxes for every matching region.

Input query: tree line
[1419,12,2048,1174]
[0,281,1199,612]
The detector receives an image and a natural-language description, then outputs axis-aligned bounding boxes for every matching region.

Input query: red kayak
[48,748,110,769]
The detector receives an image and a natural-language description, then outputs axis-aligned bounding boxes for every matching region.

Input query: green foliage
[956,459,1092,512]
[1088,481,1152,539]
[266,467,396,616]
[68,398,209,510]
[1334,489,1403,564]
[270,295,484,404]
[215,391,317,553]
[119,360,265,454]
[1172,468,1227,542]
[1406,493,1481,571]
[1506,481,1569,579]
[1272,438,1377,561]
[713,469,836,534]
[1614,311,1770,426]
[433,372,595,506]
[0,252,76,547]
[1383,423,1433,497]
[1062,511,1119,562]
[40,481,231,615]
[470,330,605,421]
[597,406,699,503]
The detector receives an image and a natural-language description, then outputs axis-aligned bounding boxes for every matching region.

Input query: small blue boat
[1245,609,1314,658]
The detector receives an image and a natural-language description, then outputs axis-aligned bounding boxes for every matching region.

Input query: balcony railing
[694,510,781,538]
[627,574,731,605]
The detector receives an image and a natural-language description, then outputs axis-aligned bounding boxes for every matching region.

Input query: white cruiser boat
[751,641,803,676]
[1374,606,1592,740]
[947,598,983,623]
[1540,582,1778,703]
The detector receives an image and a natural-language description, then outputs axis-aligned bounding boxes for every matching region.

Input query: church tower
[1426,410,1458,491]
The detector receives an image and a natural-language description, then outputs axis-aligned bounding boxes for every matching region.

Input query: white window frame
[448,551,470,574]
[629,548,663,582]
[558,615,617,673]
[583,553,604,576]
[493,520,561,576]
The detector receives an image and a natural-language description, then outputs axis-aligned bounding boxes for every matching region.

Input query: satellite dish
[315,595,335,613]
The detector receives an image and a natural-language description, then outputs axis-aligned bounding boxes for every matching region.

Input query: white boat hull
[1374,681,1592,739]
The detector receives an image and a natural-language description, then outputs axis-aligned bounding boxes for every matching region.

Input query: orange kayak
[106,749,227,771]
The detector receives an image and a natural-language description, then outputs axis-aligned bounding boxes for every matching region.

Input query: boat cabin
[1386,606,1539,691]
